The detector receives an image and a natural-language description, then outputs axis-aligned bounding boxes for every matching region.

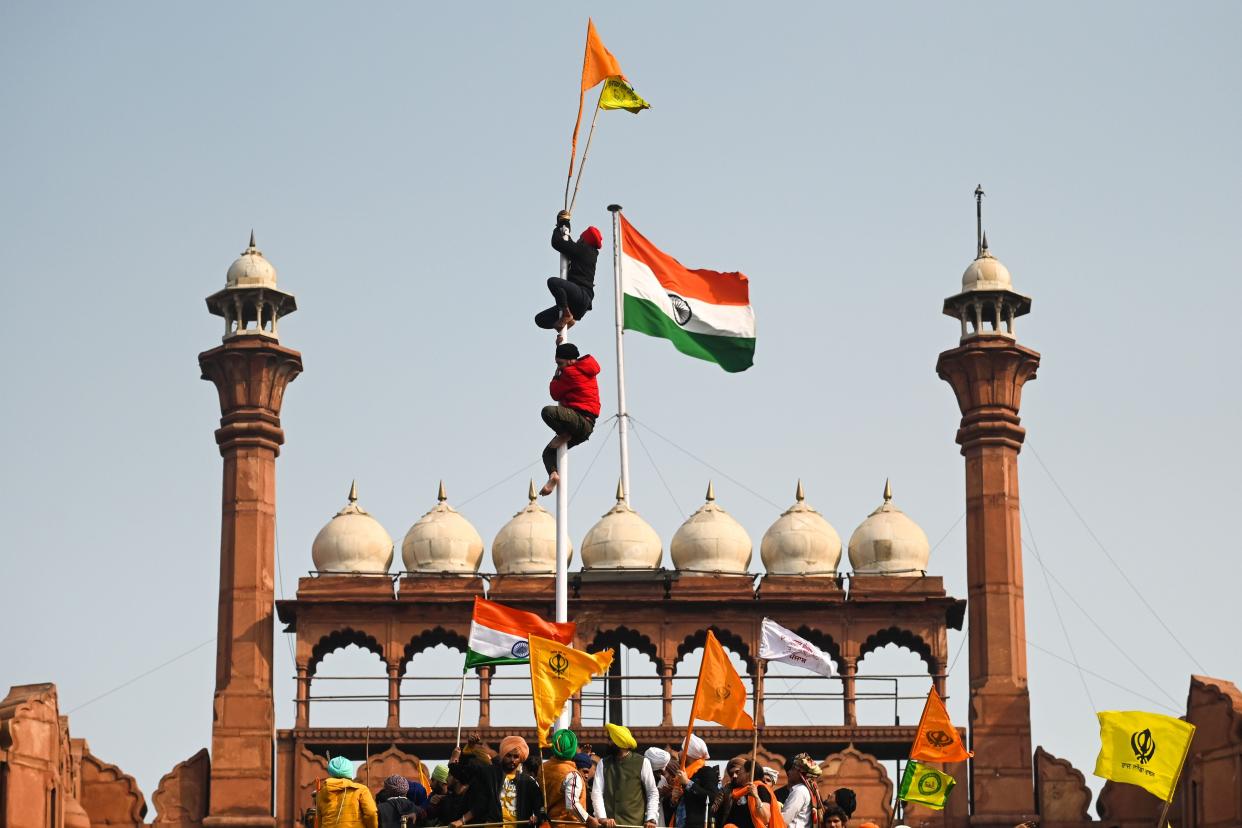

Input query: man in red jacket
[540,343,602,496]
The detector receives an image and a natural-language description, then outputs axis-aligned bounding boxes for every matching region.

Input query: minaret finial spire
[249,229,256,249]
[528,479,537,503]
[706,481,715,502]
[975,184,985,258]
[796,479,805,502]
[348,479,358,503]
[883,477,892,502]
[616,478,625,503]
[437,480,447,503]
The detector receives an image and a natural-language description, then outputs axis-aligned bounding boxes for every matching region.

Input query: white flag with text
[759,617,836,677]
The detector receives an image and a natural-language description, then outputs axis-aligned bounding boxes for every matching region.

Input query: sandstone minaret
[936,193,1039,822]
[199,233,302,826]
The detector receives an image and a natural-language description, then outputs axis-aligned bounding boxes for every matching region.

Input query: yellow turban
[605,723,637,750]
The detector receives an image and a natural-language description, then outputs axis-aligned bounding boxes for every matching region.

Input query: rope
[628,416,782,510]
[570,415,619,506]
[628,422,685,518]
[1022,503,1097,713]
[275,520,297,666]
[1024,636,1179,713]
[1027,442,1206,672]
[457,459,542,509]
[66,636,216,714]
[1023,538,1180,708]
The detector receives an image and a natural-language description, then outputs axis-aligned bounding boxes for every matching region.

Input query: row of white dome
[311,479,931,577]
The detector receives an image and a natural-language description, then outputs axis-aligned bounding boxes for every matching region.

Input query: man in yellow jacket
[316,755,379,828]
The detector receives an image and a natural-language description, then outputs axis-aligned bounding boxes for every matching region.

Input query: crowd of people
[309,725,863,828]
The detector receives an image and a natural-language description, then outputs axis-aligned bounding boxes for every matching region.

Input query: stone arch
[589,626,662,671]
[402,626,470,674]
[675,626,754,673]
[309,627,385,676]
[789,625,843,664]
[857,626,933,669]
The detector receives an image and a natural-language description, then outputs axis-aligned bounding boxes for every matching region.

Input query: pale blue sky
[2,0,1239,811]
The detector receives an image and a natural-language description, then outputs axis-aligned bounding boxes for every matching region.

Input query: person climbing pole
[536,210,602,339]
[539,342,601,496]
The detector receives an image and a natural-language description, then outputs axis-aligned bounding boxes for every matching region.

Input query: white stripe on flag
[468,622,526,660]
[621,252,756,338]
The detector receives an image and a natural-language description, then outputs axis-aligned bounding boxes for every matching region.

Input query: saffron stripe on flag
[620,216,750,306]
[624,294,755,373]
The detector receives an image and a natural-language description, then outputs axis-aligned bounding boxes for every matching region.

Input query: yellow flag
[529,634,614,747]
[1093,710,1195,802]
[599,78,651,113]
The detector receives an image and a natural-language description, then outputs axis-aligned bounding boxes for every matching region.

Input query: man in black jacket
[536,210,602,336]
[449,736,542,828]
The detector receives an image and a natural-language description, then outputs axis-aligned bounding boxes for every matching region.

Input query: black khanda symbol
[1131,728,1156,765]
[549,651,570,678]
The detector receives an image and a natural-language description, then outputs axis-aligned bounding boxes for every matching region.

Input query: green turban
[327,756,355,779]
[551,729,579,760]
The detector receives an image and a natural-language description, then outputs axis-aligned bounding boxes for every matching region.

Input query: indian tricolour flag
[464,597,575,670]
[620,215,755,372]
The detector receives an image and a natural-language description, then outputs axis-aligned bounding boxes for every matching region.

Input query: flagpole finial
[528,479,537,503]
[883,478,892,502]
[437,480,447,503]
[706,481,715,502]
[607,204,623,213]
[974,185,985,258]
[615,478,625,502]
[795,479,805,503]
[348,479,358,504]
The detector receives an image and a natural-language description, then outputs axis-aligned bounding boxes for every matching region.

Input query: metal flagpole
[554,443,570,731]
[455,672,467,748]
[607,204,630,504]
[554,226,571,731]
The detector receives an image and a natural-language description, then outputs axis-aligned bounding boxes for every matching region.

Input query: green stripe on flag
[623,294,755,373]
[464,650,528,671]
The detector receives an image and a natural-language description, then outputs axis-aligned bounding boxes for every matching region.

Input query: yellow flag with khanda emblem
[1094,710,1195,802]
[529,634,614,747]
[599,78,650,113]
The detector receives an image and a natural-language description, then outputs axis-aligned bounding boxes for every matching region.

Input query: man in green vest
[588,724,659,828]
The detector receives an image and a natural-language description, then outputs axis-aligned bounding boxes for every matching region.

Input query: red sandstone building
[2,232,1238,827]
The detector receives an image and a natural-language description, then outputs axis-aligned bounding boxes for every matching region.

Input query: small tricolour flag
[620,215,755,372]
[464,597,575,670]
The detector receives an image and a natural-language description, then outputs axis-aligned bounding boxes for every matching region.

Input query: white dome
[492,481,571,574]
[581,482,662,570]
[760,481,841,576]
[401,482,484,574]
[847,480,930,576]
[226,232,278,289]
[960,244,1012,292]
[670,482,752,574]
[311,482,394,574]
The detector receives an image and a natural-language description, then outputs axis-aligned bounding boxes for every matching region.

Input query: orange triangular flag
[568,19,628,179]
[691,630,755,730]
[910,687,972,763]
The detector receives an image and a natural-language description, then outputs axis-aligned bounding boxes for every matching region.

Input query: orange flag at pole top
[568,19,627,179]
[691,630,755,730]
[910,686,972,763]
